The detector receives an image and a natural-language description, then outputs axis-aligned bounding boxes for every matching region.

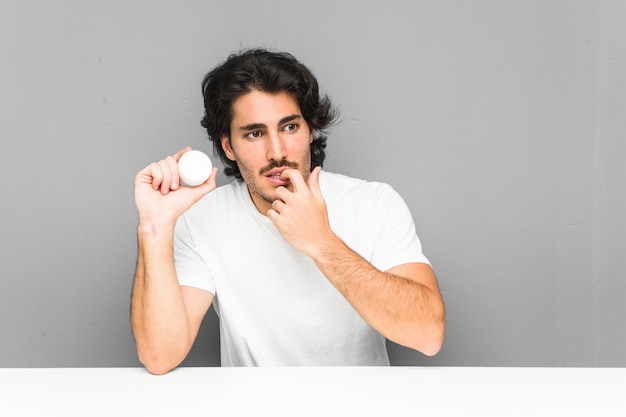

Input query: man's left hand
[267,166,337,258]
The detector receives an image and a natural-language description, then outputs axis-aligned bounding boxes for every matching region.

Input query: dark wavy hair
[200,48,339,179]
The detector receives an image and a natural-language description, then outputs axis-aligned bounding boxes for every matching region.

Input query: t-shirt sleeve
[173,214,216,294]
[370,185,431,272]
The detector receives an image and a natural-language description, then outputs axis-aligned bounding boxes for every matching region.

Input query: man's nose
[266,131,287,161]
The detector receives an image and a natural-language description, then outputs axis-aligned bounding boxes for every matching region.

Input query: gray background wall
[1,0,624,367]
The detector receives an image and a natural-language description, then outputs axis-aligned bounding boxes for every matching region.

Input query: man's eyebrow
[239,123,266,132]
[238,115,302,132]
[279,114,302,125]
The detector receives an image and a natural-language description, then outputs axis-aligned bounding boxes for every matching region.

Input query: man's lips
[265,168,291,186]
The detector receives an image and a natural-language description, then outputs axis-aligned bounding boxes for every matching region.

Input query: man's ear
[221,135,236,161]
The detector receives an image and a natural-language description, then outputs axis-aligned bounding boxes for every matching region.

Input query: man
[131,49,445,374]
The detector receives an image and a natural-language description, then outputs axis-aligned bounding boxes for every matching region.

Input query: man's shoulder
[203,179,245,200]
[320,170,395,198]
[184,179,245,216]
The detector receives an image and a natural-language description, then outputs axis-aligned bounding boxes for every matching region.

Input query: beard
[238,156,311,210]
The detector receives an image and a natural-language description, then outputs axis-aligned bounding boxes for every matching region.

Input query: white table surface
[0,366,624,416]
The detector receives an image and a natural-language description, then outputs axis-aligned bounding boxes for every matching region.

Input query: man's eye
[284,123,298,132]
[246,131,262,139]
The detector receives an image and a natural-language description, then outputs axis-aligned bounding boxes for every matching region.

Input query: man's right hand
[134,147,218,228]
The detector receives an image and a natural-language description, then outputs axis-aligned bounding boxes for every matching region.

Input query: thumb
[191,166,219,200]
[307,166,323,199]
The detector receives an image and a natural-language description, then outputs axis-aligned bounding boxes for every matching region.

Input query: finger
[280,168,306,193]
[275,185,291,202]
[271,198,286,213]
[157,158,175,194]
[166,155,180,190]
[191,167,219,198]
[170,147,192,191]
[307,166,323,199]
[146,162,164,190]
[267,208,280,225]
[206,166,219,186]
[173,146,193,161]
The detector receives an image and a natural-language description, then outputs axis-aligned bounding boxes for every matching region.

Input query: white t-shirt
[174,171,430,366]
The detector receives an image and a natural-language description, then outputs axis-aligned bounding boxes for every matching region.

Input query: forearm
[312,236,445,355]
[131,224,193,374]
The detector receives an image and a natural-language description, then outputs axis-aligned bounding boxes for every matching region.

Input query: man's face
[221,89,313,214]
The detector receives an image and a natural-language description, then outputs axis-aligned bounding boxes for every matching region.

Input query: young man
[131,49,445,374]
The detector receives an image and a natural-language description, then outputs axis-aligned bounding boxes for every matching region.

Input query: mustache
[259,160,299,175]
